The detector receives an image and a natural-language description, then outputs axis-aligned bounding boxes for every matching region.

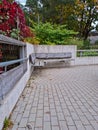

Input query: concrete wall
[0,43,34,130]
[75,56,98,66]
[34,45,98,66]
[34,45,77,59]
[34,45,77,66]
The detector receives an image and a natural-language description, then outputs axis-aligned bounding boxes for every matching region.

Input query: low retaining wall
[0,43,34,130]
[75,57,98,66]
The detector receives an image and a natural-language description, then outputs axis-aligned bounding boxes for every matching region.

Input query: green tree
[26,0,42,23]
[74,0,98,39]
[25,0,75,23]
[33,22,77,45]
[25,0,98,40]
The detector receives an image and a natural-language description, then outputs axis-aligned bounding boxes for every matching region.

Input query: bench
[29,52,72,67]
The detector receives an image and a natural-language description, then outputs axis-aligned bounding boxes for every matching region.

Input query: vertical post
[4,66,7,72]
[19,46,27,73]
[20,46,25,59]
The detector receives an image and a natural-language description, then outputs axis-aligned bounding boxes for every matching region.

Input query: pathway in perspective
[10,65,98,130]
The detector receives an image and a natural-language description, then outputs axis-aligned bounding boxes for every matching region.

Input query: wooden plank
[35,53,72,59]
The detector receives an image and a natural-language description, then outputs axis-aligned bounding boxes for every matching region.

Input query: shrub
[24,37,40,44]
[64,38,83,49]
[33,23,77,45]
[83,40,90,49]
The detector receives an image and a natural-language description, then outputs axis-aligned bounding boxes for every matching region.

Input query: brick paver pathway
[10,66,98,130]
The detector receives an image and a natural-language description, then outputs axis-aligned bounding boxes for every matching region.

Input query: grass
[3,118,13,130]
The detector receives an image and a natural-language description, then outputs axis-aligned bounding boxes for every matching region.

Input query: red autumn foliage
[0,0,33,39]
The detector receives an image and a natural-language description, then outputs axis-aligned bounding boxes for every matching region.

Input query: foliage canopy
[28,22,83,48]
[25,0,98,40]
[0,0,33,40]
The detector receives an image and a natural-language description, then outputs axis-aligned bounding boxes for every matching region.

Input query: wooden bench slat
[36,53,72,59]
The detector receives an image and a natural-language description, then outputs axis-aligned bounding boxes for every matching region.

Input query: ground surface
[10,65,98,130]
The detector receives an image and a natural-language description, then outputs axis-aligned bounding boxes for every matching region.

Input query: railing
[0,58,28,72]
[0,58,28,102]
[77,49,98,57]
[0,35,27,103]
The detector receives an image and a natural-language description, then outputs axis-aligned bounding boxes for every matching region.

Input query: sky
[17,0,26,5]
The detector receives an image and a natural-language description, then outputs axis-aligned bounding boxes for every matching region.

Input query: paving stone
[44,107,50,113]
[94,116,98,121]
[10,66,98,130]
[32,101,38,107]
[59,99,65,103]
[35,118,43,128]
[25,104,32,111]
[35,127,43,130]
[50,103,55,109]
[11,111,18,122]
[85,113,94,120]
[28,114,36,122]
[75,109,84,116]
[38,100,44,104]
[80,106,88,113]
[44,102,49,107]
[66,116,75,126]
[74,120,85,130]
[90,121,98,130]
[88,108,98,116]
[44,113,50,122]
[49,99,54,103]
[43,122,51,130]
[18,128,26,130]
[36,110,43,118]
[15,113,23,124]
[11,124,18,130]
[19,118,28,127]
[30,107,37,114]
[51,116,59,126]
[63,109,71,116]
[18,107,25,114]
[59,121,68,130]
[71,112,80,120]
[38,104,44,110]
[52,126,60,130]
[68,126,77,130]
[61,103,67,109]
[79,116,90,125]
[85,125,94,130]
[66,100,72,106]
[57,112,65,121]
[50,109,57,116]
[68,106,75,112]
[56,106,62,113]
[23,110,30,118]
